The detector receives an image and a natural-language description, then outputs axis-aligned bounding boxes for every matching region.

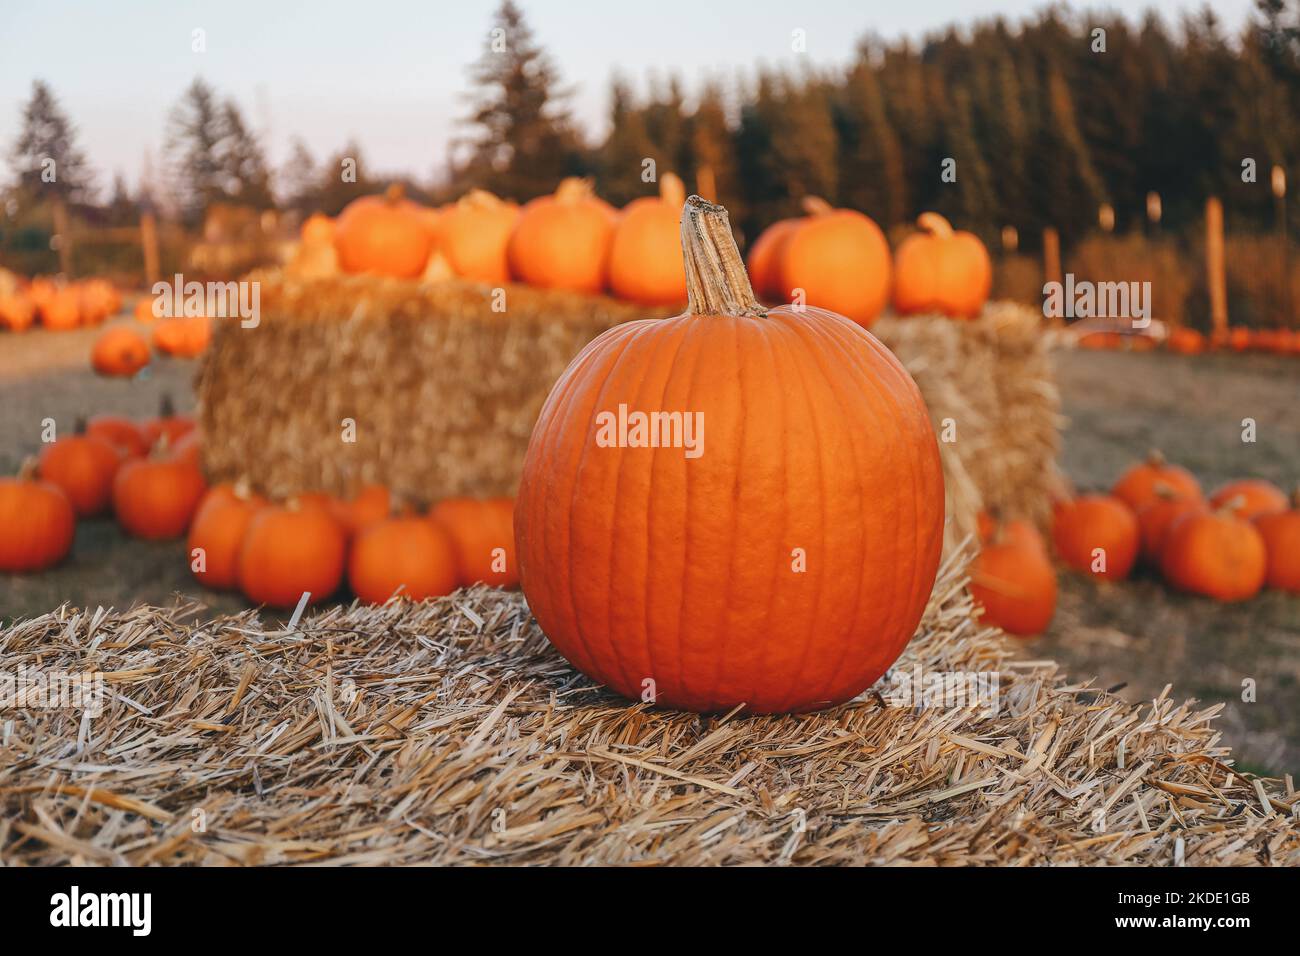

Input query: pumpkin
[892,212,992,318]
[744,218,800,303]
[0,292,37,332]
[91,326,151,377]
[133,296,159,324]
[607,173,689,305]
[152,315,211,357]
[429,497,518,587]
[1161,506,1267,601]
[301,213,336,245]
[237,500,347,608]
[0,462,76,573]
[140,396,196,449]
[37,422,123,517]
[776,197,892,327]
[1166,327,1206,355]
[168,428,202,468]
[330,483,392,537]
[1051,494,1139,581]
[1227,326,1251,352]
[438,190,519,284]
[969,521,1057,637]
[1111,450,1202,511]
[187,482,266,590]
[348,516,460,603]
[86,414,149,458]
[514,195,945,713]
[1136,489,1207,565]
[39,288,82,330]
[1208,479,1288,521]
[79,279,117,325]
[1254,490,1300,593]
[508,177,616,293]
[112,447,208,540]
[333,184,434,279]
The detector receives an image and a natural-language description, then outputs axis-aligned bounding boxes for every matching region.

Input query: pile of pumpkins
[0,402,517,609]
[971,452,1300,637]
[0,275,122,333]
[1078,325,1300,356]
[292,180,992,326]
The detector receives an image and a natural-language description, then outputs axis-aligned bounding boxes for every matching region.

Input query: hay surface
[2,552,1294,866]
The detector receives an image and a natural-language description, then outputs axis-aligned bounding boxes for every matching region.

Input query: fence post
[1042,227,1061,323]
[140,211,160,287]
[1205,197,1227,337]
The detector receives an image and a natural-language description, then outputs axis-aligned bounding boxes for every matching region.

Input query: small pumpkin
[1166,327,1206,355]
[0,461,76,573]
[133,296,159,324]
[140,395,196,449]
[1136,488,1207,565]
[187,481,266,591]
[969,521,1057,637]
[91,326,151,377]
[515,195,944,713]
[300,212,336,245]
[152,315,211,357]
[0,292,37,332]
[348,516,460,603]
[86,414,149,458]
[437,190,519,284]
[330,483,393,537]
[1161,504,1267,601]
[37,421,124,517]
[892,212,992,318]
[508,178,616,293]
[1111,450,1202,511]
[333,184,435,279]
[1052,494,1139,581]
[39,287,82,330]
[429,497,518,587]
[112,445,208,540]
[777,197,892,327]
[607,173,689,305]
[1208,479,1288,521]
[237,500,347,608]
[1254,490,1300,593]
[1227,326,1251,352]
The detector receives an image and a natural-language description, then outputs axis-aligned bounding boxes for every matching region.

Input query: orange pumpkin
[437,190,520,284]
[1161,507,1267,601]
[91,326,151,377]
[0,292,37,332]
[1111,450,1202,511]
[39,288,82,330]
[969,521,1057,637]
[188,482,266,591]
[1052,494,1139,581]
[1254,490,1300,593]
[508,177,616,293]
[112,449,208,540]
[140,396,196,450]
[1136,490,1207,565]
[237,501,347,608]
[1208,479,1288,521]
[333,184,435,279]
[301,213,336,245]
[152,315,211,358]
[1227,326,1251,352]
[0,463,76,573]
[348,516,460,603]
[892,212,992,318]
[607,173,689,305]
[745,218,800,303]
[429,497,518,587]
[777,197,892,327]
[133,296,159,324]
[37,424,123,517]
[78,279,117,325]
[515,196,944,713]
[1166,327,1206,355]
[330,483,392,537]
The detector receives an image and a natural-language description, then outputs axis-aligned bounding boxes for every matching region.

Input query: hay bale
[874,303,1064,550]
[1,551,1294,866]
[195,270,674,503]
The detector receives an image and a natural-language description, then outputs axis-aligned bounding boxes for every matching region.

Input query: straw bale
[2,550,1294,866]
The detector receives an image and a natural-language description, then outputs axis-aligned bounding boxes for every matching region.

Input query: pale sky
[0,0,1261,194]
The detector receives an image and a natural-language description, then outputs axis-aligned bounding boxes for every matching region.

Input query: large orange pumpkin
[606,173,689,305]
[1254,491,1300,593]
[892,212,992,318]
[91,326,151,377]
[777,197,892,327]
[1051,494,1139,581]
[1161,507,1267,601]
[429,497,518,587]
[508,178,616,293]
[1111,450,1202,511]
[348,516,460,603]
[237,501,347,608]
[514,196,945,713]
[438,189,519,284]
[333,184,434,279]
[112,450,208,540]
[969,521,1057,636]
[0,463,76,573]
[1208,479,1288,521]
[188,482,266,591]
[37,425,123,517]
[744,217,800,303]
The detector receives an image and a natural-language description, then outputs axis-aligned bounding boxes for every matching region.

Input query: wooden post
[140,211,160,286]
[1205,197,1227,336]
[51,198,73,276]
[695,165,717,203]
[1042,227,1061,288]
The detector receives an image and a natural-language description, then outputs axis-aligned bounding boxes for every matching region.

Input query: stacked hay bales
[1,551,1294,866]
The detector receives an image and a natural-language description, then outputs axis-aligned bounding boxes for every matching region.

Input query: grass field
[2,321,1298,773]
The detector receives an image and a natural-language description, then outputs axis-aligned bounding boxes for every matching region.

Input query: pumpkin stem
[659,173,686,207]
[1146,449,1167,467]
[554,177,594,204]
[917,211,955,239]
[74,415,87,435]
[159,393,175,419]
[18,456,40,481]
[801,196,833,217]
[681,195,766,319]
[1216,495,1247,517]
[462,188,504,210]
[384,183,406,204]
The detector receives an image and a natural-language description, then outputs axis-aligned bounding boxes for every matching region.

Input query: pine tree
[280,137,320,212]
[220,102,274,209]
[10,80,94,205]
[165,78,228,223]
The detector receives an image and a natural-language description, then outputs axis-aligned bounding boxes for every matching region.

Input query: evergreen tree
[279,137,320,212]
[165,78,228,223]
[219,102,274,208]
[10,80,94,205]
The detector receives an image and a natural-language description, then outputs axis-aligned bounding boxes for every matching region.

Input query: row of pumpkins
[90,308,211,377]
[1079,325,1300,356]
[294,178,991,326]
[972,453,1300,637]
[0,404,517,607]
[0,275,122,332]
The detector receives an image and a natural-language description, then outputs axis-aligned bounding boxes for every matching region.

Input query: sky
[0,0,1262,194]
